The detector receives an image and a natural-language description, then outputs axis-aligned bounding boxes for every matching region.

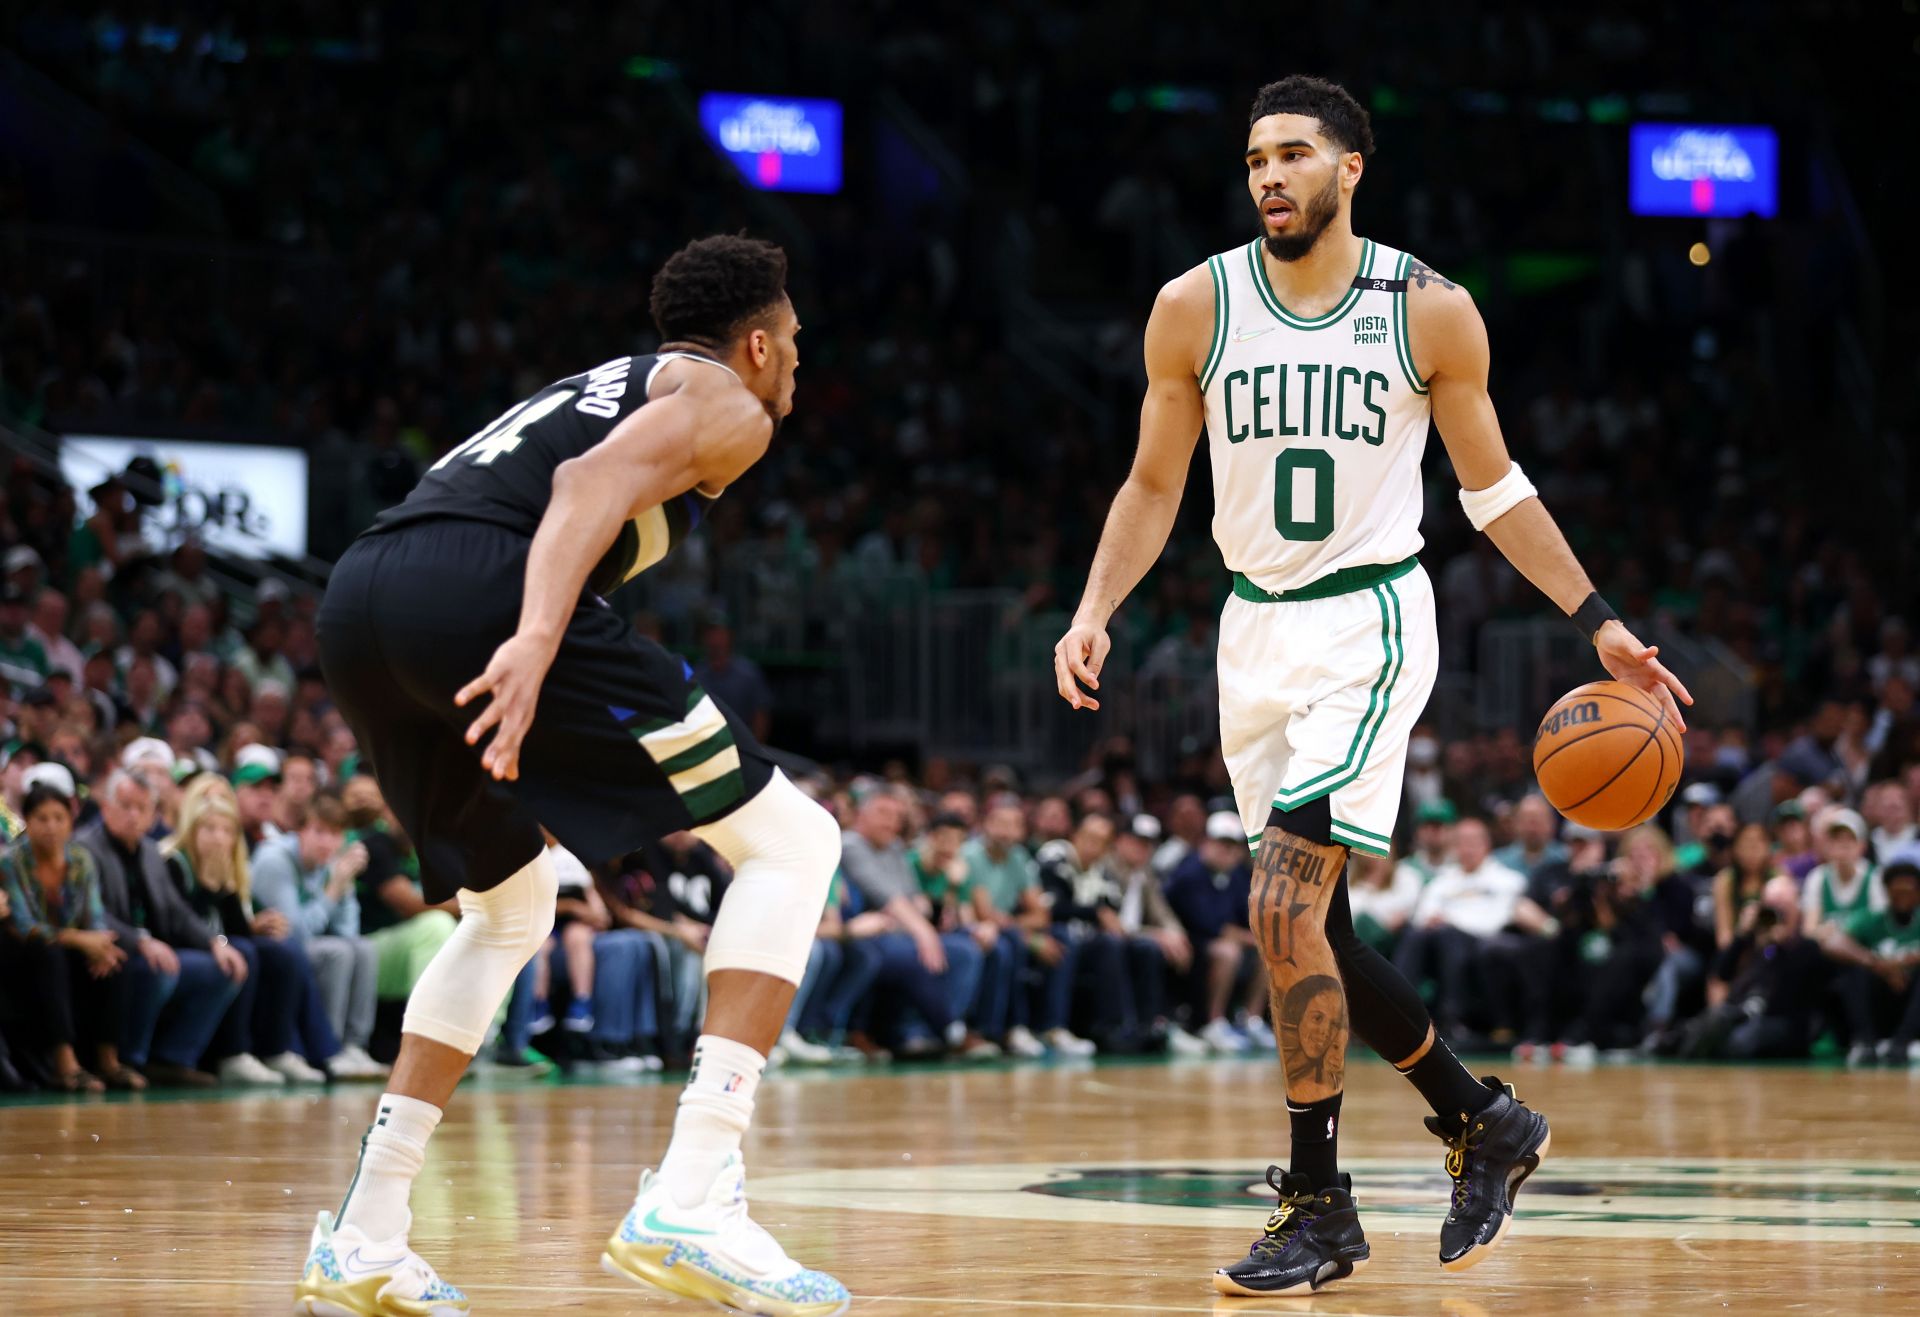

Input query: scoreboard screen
[699,93,843,194]
[1629,122,1777,218]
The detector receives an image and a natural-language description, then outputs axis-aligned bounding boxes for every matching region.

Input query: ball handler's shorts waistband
[1232,555,1419,604]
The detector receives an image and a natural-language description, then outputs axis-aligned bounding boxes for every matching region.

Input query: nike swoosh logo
[1231,325,1277,342]
[641,1205,717,1237]
[343,1246,410,1273]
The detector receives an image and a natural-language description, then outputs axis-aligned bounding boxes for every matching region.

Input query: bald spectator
[1494,793,1567,878]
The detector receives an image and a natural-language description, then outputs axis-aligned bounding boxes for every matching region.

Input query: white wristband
[1458,461,1538,531]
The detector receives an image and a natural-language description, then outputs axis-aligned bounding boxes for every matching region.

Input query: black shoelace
[1440,1117,1488,1213]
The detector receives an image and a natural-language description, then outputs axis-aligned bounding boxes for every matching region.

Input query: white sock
[656,1035,763,1208]
[337,1092,442,1240]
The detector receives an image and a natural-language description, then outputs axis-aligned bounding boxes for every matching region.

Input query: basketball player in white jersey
[1054,76,1691,1296]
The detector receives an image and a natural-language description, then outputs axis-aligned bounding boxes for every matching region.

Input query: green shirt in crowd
[959,836,1038,914]
[1846,907,1920,959]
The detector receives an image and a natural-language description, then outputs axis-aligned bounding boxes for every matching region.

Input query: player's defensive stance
[1054,77,1690,1297]
[296,236,848,1316]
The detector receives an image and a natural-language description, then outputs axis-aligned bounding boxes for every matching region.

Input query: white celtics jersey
[1199,237,1431,593]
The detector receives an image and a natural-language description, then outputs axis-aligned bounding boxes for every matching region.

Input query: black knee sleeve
[1327,877,1433,1061]
[1265,796,1333,846]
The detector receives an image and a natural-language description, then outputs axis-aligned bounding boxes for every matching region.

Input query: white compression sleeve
[402,848,558,1053]
[691,770,840,985]
[1457,461,1538,532]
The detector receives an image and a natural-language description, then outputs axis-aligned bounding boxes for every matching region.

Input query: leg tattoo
[1250,825,1351,1103]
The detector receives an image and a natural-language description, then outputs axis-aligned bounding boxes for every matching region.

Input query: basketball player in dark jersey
[295,236,849,1317]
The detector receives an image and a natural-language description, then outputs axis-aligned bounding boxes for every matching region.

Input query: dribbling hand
[1593,620,1694,733]
[457,630,561,781]
[1053,621,1111,711]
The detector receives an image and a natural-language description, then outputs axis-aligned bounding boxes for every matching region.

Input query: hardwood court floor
[1,1056,1916,1315]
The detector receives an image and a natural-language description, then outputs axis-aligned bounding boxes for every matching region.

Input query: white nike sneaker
[1165,1023,1210,1057]
[603,1153,849,1316]
[1200,1018,1252,1054]
[1239,1015,1278,1051]
[777,1030,836,1065]
[1042,1027,1096,1058]
[328,1046,390,1081]
[265,1051,329,1083]
[219,1052,287,1085]
[1003,1025,1048,1059]
[294,1210,468,1315]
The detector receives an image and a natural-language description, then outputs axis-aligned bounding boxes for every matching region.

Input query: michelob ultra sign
[1629,122,1777,218]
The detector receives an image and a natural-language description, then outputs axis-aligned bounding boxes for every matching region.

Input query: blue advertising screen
[698,93,843,194]
[1629,123,1777,218]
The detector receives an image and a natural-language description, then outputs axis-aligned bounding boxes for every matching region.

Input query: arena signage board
[1629,123,1777,218]
[698,93,843,194]
[62,434,309,558]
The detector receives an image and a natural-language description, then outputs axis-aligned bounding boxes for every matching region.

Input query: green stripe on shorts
[1273,581,1406,810]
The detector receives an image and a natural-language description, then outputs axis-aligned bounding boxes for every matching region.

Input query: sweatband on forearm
[1457,461,1538,532]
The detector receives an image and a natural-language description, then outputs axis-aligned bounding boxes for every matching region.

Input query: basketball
[1531,679,1684,830]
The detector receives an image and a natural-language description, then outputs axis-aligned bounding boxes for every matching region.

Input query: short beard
[1260,172,1341,263]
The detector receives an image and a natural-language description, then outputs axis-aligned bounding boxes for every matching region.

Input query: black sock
[1397,1035,1493,1126]
[1287,1093,1342,1190]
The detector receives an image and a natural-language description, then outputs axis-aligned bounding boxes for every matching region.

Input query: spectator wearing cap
[26,588,83,684]
[1772,801,1820,880]
[1824,861,1920,1066]
[694,620,773,743]
[249,793,388,1080]
[1163,811,1269,1054]
[1103,813,1206,1055]
[1494,793,1568,879]
[122,736,182,838]
[1801,808,1886,937]
[958,795,1084,1058]
[231,743,283,850]
[0,585,50,693]
[77,767,245,1086]
[164,775,335,1085]
[1398,799,1457,887]
[0,765,141,1091]
[1672,783,1726,872]
[4,544,43,598]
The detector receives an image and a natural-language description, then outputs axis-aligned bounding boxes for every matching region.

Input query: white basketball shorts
[1217,559,1439,857]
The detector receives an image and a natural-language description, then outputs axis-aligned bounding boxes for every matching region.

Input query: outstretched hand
[1595,620,1693,733]
[456,631,562,781]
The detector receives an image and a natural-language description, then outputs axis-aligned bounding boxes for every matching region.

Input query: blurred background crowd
[1,2,1917,1090]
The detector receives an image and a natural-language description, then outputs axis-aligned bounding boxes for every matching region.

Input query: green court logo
[750,1158,1920,1245]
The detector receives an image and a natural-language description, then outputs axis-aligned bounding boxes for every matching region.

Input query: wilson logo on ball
[1539,701,1601,737]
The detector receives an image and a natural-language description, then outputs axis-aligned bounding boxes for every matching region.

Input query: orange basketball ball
[1531,680,1683,831]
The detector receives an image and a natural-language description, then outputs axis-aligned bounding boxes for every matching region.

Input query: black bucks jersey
[320,348,774,903]
[367,351,727,595]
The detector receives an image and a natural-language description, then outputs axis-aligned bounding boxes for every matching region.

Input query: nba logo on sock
[723,1073,744,1094]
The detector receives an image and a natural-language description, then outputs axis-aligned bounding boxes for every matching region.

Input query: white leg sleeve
[692,770,840,985]
[402,848,558,1053]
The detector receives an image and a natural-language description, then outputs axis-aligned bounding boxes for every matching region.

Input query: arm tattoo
[1405,259,1457,291]
[1250,827,1335,967]
[1278,973,1349,1091]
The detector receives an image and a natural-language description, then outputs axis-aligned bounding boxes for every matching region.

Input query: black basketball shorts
[317,519,774,903]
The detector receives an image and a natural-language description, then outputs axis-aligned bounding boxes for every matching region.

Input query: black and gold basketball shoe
[1428,1075,1552,1271]
[1212,1168,1370,1297]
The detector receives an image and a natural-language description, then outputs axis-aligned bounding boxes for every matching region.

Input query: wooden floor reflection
[2,1056,1915,1314]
